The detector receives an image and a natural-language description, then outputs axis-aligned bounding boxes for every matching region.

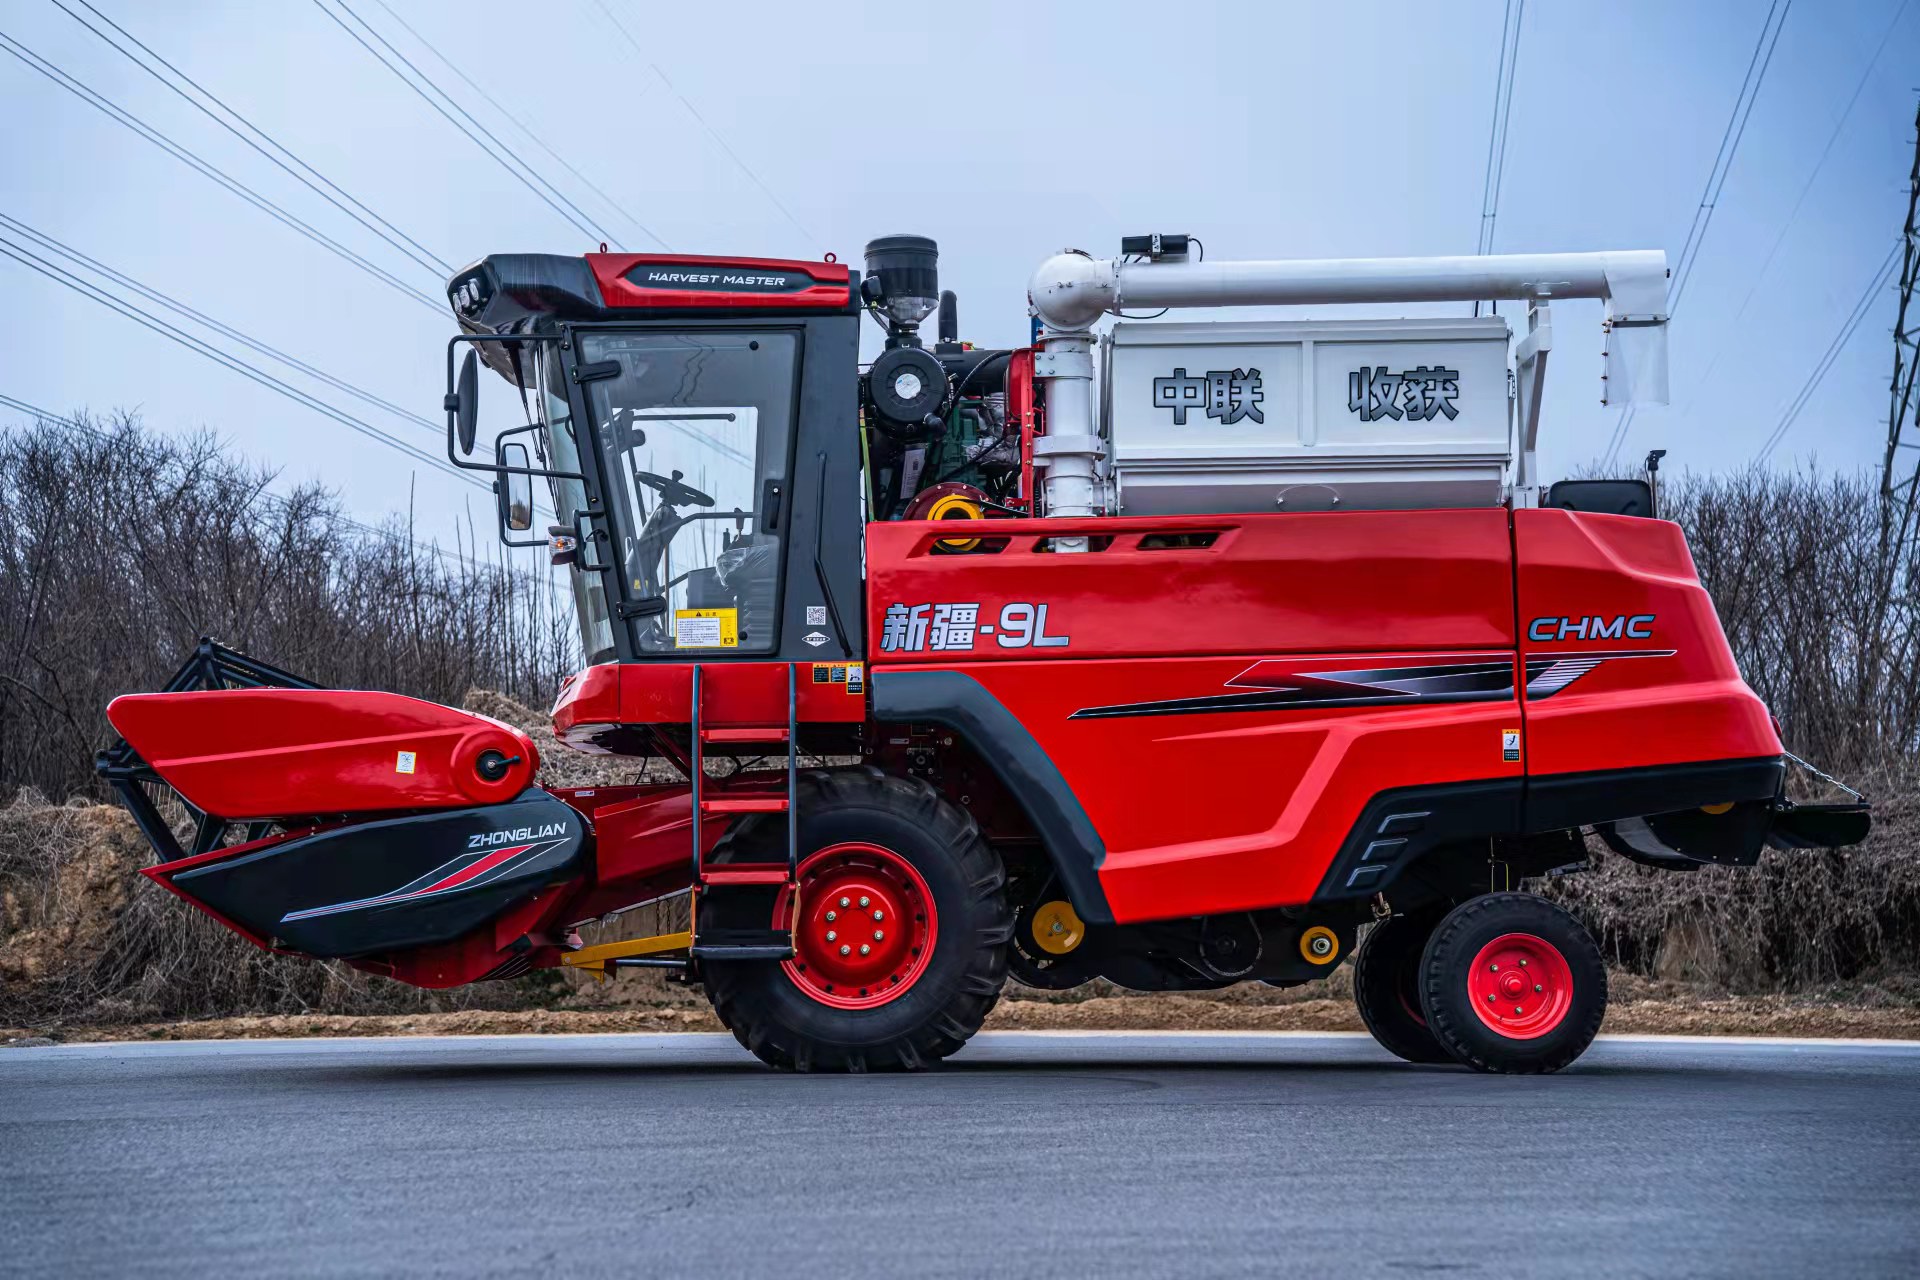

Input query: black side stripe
[1070,660,1516,721]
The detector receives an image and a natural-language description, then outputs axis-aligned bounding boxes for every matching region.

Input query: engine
[857,235,1020,525]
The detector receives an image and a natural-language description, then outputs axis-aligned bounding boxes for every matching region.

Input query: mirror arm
[443,335,588,481]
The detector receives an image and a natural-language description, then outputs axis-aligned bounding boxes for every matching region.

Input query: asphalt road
[2,1031,1917,1278]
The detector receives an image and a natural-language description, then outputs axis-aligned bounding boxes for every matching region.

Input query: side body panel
[866,511,1524,922]
[1513,508,1780,779]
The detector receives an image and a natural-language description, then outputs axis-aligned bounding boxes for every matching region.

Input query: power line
[1753,240,1901,463]
[1472,0,1524,318]
[0,211,442,437]
[1686,0,1912,414]
[588,0,817,250]
[365,0,669,252]
[0,221,552,521]
[0,29,443,312]
[1601,0,1791,467]
[52,0,453,279]
[0,231,479,487]
[313,0,620,248]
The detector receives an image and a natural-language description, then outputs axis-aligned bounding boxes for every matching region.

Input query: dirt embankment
[6,692,1919,1045]
[14,972,1920,1045]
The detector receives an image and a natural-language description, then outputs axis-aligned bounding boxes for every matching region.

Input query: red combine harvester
[99,235,1868,1073]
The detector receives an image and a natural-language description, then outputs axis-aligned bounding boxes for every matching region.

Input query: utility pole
[1883,95,1920,532]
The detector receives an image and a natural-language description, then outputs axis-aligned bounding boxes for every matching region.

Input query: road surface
[3,1031,1916,1277]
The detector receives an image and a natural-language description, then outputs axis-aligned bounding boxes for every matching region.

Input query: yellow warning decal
[674,608,739,648]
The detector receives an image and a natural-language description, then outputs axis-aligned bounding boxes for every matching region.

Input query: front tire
[702,769,1010,1072]
[1417,893,1607,1074]
[1353,910,1452,1064]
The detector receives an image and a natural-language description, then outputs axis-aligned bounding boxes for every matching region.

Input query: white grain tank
[1101,315,1513,515]
[1027,246,1671,528]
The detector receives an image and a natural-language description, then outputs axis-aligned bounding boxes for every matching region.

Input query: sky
[1,0,1915,553]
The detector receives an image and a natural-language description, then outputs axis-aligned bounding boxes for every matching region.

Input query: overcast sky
[1,0,1914,550]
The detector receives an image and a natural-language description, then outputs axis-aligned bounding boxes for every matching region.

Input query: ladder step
[691,944,794,961]
[700,725,791,744]
[700,867,792,886]
[700,795,789,815]
[690,925,795,962]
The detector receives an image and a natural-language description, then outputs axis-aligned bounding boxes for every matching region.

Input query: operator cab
[442,239,1022,671]
[441,250,868,666]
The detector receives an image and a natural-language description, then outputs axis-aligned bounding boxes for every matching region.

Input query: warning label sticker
[812,662,865,695]
[1502,728,1521,763]
[674,608,739,649]
[394,750,416,775]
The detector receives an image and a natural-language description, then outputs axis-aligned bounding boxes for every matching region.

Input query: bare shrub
[1652,466,1920,768]
[0,413,576,803]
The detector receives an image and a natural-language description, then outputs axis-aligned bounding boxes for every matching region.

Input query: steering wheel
[632,468,714,508]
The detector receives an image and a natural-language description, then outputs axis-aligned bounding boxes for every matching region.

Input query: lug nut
[860,944,871,956]
[826,931,837,942]
[1490,964,1499,972]
[839,945,851,956]
[1534,984,1543,993]
[859,896,871,908]
[826,910,837,922]
[1519,959,1528,968]
[873,930,884,941]
[1486,993,1495,1002]
[873,909,884,921]
[839,897,850,908]
[1514,1006,1523,1014]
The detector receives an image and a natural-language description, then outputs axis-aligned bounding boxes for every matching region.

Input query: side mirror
[450,350,480,455]
[497,441,534,532]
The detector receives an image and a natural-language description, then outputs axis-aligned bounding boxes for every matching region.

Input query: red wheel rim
[776,842,937,1009]
[1467,932,1574,1039]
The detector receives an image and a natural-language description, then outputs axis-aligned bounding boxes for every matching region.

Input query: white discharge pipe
[1025,247,1671,527]
[1029,250,1670,331]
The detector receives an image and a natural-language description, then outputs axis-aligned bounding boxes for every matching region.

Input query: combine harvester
[99,234,1868,1073]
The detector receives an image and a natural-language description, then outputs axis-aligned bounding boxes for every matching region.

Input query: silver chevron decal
[1523,649,1675,699]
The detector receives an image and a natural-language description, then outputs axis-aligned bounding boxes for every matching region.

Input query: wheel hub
[1467,932,1574,1039]
[778,842,936,1010]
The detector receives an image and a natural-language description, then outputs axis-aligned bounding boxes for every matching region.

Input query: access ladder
[688,663,799,961]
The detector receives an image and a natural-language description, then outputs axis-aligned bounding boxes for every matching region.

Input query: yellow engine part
[1299,925,1340,966]
[1699,801,1736,815]
[928,492,985,551]
[1030,900,1086,955]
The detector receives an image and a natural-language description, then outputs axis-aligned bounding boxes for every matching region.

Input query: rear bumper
[1313,755,1870,903]
[1524,756,1784,833]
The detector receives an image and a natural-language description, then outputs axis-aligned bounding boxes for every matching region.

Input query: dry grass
[1541,763,1920,992]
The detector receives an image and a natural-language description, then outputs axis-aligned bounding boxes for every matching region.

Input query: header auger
[101,232,1867,1073]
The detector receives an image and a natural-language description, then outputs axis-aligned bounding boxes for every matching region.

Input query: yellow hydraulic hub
[1030,900,1086,955]
[1299,925,1340,966]
[1700,801,1736,815]
[927,491,985,551]
[560,929,692,979]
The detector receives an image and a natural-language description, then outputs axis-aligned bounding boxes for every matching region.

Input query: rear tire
[1353,910,1452,1064]
[1417,892,1606,1074]
[702,768,1010,1072]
